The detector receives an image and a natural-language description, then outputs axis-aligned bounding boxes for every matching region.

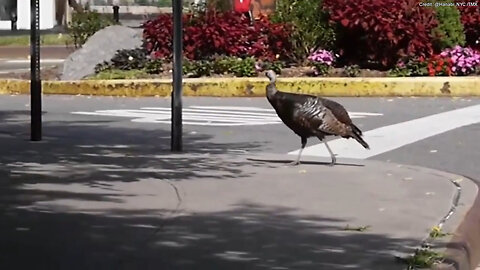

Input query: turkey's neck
[266,82,278,100]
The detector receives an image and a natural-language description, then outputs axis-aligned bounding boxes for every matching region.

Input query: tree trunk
[68,0,83,13]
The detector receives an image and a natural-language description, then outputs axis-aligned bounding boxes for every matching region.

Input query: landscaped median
[0,76,479,97]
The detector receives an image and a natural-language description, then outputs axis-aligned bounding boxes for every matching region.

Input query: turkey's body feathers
[267,86,369,149]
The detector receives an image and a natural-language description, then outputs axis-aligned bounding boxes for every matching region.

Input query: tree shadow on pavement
[0,203,415,270]
[0,110,415,270]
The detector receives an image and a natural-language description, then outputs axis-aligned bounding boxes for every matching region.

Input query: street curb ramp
[0,77,479,97]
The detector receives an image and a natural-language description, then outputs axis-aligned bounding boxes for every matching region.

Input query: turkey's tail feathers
[351,125,369,149]
[351,124,363,136]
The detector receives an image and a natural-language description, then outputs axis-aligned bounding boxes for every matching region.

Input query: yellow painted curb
[0,77,479,97]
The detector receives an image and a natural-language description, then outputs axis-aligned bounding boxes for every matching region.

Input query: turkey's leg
[290,137,307,166]
[323,140,336,166]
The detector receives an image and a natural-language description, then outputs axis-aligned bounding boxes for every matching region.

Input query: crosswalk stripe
[289,104,480,159]
[72,106,382,127]
[141,107,277,117]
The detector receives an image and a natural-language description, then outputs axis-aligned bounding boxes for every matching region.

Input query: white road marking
[72,106,382,127]
[0,68,30,74]
[289,104,480,159]
[4,59,65,64]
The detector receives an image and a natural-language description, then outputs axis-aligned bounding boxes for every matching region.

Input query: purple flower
[308,49,336,66]
[440,46,480,75]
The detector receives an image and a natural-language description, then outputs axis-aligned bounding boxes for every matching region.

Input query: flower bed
[88,2,480,80]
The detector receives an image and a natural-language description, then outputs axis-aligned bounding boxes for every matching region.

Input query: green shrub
[68,10,116,48]
[432,0,466,51]
[311,62,331,76]
[212,56,235,74]
[387,57,428,77]
[94,48,149,73]
[110,48,148,70]
[183,60,213,77]
[262,61,284,75]
[183,57,258,77]
[272,0,336,62]
[89,69,150,80]
[343,65,360,77]
[145,59,164,74]
[229,57,256,77]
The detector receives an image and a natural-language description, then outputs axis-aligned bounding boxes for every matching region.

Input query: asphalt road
[0,46,71,75]
[1,95,479,183]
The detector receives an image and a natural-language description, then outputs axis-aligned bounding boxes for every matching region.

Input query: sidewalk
[0,120,479,269]
[0,45,74,59]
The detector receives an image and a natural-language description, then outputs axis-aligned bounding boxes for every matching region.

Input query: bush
[110,48,149,70]
[144,59,164,74]
[68,10,116,48]
[260,61,285,75]
[271,0,336,62]
[432,0,466,51]
[229,57,257,77]
[94,48,149,72]
[183,57,258,77]
[323,0,438,68]
[143,10,292,61]
[388,55,453,76]
[89,69,150,80]
[343,65,360,77]
[455,2,480,49]
[388,57,429,77]
[183,60,213,77]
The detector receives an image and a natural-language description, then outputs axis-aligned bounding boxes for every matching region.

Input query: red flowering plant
[426,54,453,76]
[388,54,453,76]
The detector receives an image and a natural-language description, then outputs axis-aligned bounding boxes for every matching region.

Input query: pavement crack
[139,179,185,244]
[422,179,462,248]
[153,179,185,235]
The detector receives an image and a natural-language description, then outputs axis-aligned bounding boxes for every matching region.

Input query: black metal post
[112,5,119,23]
[30,0,42,141]
[10,13,17,31]
[171,0,183,152]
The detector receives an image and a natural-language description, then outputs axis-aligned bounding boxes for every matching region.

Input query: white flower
[128,56,134,61]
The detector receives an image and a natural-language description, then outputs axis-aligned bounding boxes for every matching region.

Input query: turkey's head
[265,70,277,83]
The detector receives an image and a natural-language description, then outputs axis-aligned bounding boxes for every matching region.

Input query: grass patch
[429,226,451,239]
[397,248,444,269]
[0,34,72,46]
[87,69,151,80]
[342,224,371,232]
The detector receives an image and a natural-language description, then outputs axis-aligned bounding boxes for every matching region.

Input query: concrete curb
[433,175,480,270]
[0,77,479,97]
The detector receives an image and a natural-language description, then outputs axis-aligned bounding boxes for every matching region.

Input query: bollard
[10,12,17,31]
[113,5,120,23]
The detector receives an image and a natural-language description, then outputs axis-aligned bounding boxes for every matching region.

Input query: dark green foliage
[183,57,261,78]
[343,65,360,77]
[311,62,331,76]
[387,57,428,77]
[94,48,149,73]
[144,59,164,74]
[212,56,234,74]
[261,61,285,75]
[110,48,149,70]
[183,60,213,77]
[67,10,116,48]
[271,0,335,62]
[229,57,257,77]
[432,0,466,51]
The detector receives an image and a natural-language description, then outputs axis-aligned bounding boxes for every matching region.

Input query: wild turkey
[265,70,369,166]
